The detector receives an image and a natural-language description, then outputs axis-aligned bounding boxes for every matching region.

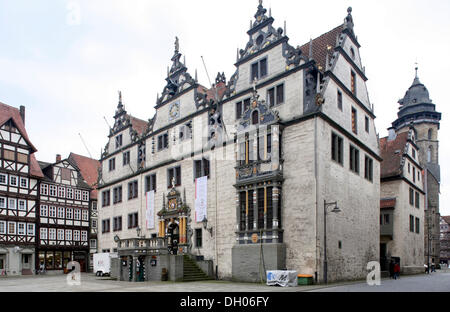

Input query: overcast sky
[0,0,448,215]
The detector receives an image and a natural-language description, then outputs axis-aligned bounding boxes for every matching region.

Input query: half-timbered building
[0,103,43,276]
[98,3,381,283]
[68,152,100,272]
[37,155,91,273]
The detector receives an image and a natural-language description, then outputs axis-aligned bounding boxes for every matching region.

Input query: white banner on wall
[146,191,155,230]
[195,176,208,222]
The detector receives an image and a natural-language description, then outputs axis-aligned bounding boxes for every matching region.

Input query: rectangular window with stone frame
[128,181,138,200]
[123,151,130,166]
[109,158,115,171]
[349,145,360,174]
[364,155,373,182]
[167,166,181,188]
[157,133,169,151]
[145,174,157,193]
[267,83,284,107]
[251,57,268,82]
[195,228,202,248]
[113,186,122,204]
[337,90,343,111]
[415,191,420,209]
[331,132,344,165]
[128,212,138,229]
[351,107,358,134]
[102,190,110,207]
[409,188,414,206]
[194,158,210,180]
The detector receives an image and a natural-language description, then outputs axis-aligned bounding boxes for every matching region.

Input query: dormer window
[115,134,123,149]
[251,57,267,81]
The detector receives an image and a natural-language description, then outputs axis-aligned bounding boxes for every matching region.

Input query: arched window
[252,110,259,125]
[427,146,433,163]
[428,129,433,140]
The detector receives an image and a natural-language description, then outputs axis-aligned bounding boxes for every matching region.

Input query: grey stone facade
[98,3,381,284]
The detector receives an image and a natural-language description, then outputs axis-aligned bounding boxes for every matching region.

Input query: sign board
[146,191,155,229]
[195,176,208,222]
[266,270,298,287]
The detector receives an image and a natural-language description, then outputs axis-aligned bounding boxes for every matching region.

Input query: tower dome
[392,68,441,130]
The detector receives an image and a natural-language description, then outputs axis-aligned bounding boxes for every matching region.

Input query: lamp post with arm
[324,200,341,284]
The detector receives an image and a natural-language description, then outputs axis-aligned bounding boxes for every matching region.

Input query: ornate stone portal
[157,180,191,255]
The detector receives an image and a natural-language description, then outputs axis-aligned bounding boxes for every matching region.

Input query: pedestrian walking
[431,262,436,273]
[394,262,400,280]
[389,259,395,279]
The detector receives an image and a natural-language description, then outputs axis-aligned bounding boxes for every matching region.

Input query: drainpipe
[314,116,320,283]
[214,155,218,279]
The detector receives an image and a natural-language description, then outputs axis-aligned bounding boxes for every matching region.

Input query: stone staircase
[182,255,214,282]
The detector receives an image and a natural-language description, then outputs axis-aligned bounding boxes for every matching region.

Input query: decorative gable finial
[253,0,268,26]
[175,36,179,54]
[117,90,124,112]
[344,7,354,34]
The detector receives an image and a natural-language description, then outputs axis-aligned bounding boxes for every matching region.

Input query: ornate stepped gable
[226,1,308,99]
[156,37,197,107]
[102,92,148,158]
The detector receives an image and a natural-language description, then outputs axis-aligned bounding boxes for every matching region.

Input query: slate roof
[0,102,44,178]
[379,132,409,179]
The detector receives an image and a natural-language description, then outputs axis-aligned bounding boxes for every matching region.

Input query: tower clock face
[169,102,180,120]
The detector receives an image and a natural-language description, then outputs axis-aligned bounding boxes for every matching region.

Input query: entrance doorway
[0,255,5,271]
[21,254,32,275]
[167,222,179,255]
[380,243,387,271]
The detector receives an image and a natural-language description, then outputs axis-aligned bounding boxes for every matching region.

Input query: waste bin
[297,274,313,285]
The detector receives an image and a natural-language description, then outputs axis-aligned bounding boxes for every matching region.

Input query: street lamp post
[324,200,341,284]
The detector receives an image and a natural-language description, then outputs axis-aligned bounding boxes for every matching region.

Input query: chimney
[388,127,397,142]
[56,154,62,162]
[19,106,25,125]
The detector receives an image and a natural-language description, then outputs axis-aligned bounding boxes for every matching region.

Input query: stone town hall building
[97,3,381,283]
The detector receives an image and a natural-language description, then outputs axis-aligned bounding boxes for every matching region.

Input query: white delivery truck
[93,253,114,276]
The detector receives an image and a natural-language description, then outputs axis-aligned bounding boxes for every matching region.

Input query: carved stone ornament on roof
[225,70,239,99]
[343,7,354,34]
[215,72,226,85]
[111,92,132,136]
[194,88,213,110]
[208,101,225,149]
[237,81,280,132]
[253,0,268,28]
[157,37,196,105]
[282,41,307,68]
[239,23,284,62]
[237,2,284,63]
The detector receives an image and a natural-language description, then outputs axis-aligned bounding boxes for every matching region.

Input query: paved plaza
[0,270,449,292]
